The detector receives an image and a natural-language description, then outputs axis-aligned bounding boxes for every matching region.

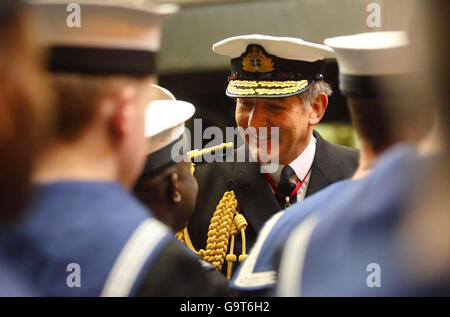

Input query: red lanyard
[264,166,312,201]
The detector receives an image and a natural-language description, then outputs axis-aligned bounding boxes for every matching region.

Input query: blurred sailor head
[0,0,54,221]
[29,0,177,188]
[134,85,198,231]
[324,31,433,175]
[213,34,335,165]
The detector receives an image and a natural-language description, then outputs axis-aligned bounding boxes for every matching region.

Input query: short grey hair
[297,80,332,109]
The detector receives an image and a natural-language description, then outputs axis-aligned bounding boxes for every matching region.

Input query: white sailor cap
[150,84,176,101]
[29,0,178,76]
[142,85,195,174]
[212,34,335,98]
[324,31,413,96]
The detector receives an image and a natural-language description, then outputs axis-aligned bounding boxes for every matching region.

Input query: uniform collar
[266,135,317,183]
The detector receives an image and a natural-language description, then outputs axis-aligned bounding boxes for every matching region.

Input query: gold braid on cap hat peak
[228,79,309,96]
[175,142,248,279]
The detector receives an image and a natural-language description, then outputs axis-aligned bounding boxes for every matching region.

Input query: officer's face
[235,95,313,165]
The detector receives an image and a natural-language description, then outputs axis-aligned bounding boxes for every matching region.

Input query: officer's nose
[248,103,269,132]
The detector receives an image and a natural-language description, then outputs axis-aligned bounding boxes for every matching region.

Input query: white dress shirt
[265,135,316,203]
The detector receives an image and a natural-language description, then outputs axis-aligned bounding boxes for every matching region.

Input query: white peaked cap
[29,0,178,52]
[212,34,334,98]
[29,0,178,76]
[213,34,335,61]
[324,31,411,76]
[151,84,176,101]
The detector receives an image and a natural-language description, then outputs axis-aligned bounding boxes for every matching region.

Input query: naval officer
[186,34,359,277]
[229,31,431,295]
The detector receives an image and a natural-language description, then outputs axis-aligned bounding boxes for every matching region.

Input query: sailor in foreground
[0,1,228,297]
[0,0,54,296]
[134,85,198,232]
[134,86,239,280]
[132,87,230,295]
[186,34,359,277]
[275,31,437,296]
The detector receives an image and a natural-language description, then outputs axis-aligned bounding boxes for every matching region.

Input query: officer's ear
[169,172,182,203]
[308,92,328,126]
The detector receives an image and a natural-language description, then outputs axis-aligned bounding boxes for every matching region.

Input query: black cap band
[339,73,417,97]
[142,135,188,176]
[230,57,325,81]
[48,46,156,76]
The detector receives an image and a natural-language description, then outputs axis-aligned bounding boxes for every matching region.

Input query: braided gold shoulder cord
[176,143,249,280]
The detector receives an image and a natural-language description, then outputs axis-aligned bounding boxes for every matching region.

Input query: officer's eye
[239,101,253,109]
[267,104,284,111]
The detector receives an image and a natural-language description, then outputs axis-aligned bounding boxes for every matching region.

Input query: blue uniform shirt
[277,145,435,296]
[0,260,37,296]
[0,181,173,296]
[231,144,423,293]
[231,177,358,291]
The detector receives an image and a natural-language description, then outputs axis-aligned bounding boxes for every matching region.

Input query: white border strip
[277,214,321,297]
[101,218,169,297]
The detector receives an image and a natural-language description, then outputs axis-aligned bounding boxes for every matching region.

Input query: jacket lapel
[229,131,352,231]
[229,147,281,233]
[306,130,344,197]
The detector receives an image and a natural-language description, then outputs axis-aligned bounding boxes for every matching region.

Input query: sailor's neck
[32,140,118,184]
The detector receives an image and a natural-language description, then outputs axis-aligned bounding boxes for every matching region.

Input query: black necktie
[277,165,297,207]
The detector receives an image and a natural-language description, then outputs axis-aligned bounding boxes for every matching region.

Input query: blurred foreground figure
[0,0,52,222]
[231,31,431,295]
[0,1,228,297]
[0,0,53,296]
[389,0,449,296]
[277,2,449,295]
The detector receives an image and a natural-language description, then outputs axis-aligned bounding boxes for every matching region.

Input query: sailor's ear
[169,172,182,203]
[102,86,137,140]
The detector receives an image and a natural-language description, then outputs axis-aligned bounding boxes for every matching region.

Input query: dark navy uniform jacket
[189,130,359,276]
[0,181,229,296]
